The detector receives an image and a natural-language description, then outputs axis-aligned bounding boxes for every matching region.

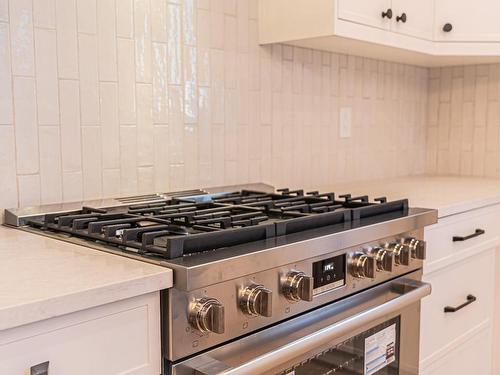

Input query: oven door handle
[209,280,431,375]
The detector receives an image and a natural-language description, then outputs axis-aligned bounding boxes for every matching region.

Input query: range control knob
[390,243,411,266]
[240,284,273,317]
[405,238,426,260]
[349,253,376,279]
[369,247,394,272]
[282,270,314,302]
[189,297,225,334]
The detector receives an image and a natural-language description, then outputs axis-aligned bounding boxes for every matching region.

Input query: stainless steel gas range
[5,184,437,375]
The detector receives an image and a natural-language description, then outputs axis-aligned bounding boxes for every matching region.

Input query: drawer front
[420,248,495,362]
[419,324,492,375]
[424,205,500,268]
[0,293,161,375]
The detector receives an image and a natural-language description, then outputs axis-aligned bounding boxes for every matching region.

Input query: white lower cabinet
[420,206,500,375]
[0,292,161,375]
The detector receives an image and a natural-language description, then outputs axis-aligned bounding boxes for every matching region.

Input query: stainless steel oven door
[170,271,430,375]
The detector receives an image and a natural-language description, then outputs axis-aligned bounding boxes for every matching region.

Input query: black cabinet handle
[443,23,453,32]
[381,8,393,19]
[452,229,485,242]
[31,361,49,375]
[444,295,477,313]
[396,13,407,23]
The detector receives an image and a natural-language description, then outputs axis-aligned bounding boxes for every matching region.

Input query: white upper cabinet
[435,0,500,41]
[392,0,434,40]
[259,0,500,67]
[338,0,392,31]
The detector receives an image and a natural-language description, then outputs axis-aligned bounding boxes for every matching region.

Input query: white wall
[0,0,428,212]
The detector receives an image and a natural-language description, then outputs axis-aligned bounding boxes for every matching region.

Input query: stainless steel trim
[177,278,431,375]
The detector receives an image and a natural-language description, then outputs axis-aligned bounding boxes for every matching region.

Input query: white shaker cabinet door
[337,0,392,30]
[391,0,434,40]
[435,0,500,41]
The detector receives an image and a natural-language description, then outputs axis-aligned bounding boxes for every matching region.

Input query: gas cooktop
[6,185,409,260]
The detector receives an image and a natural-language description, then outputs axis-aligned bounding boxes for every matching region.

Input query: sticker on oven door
[364,324,396,375]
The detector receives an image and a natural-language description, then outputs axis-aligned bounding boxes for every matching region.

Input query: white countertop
[0,226,172,331]
[321,176,500,218]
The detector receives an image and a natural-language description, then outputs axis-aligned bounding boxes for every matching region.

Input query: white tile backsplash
[1,0,429,212]
[55,0,79,79]
[34,28,59,125]
[0,22,13,125]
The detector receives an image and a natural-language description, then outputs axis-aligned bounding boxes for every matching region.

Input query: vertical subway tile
[9,0,35,76]
[152,42,168,123]
[76,0,96,34]
[81,126,103,199]
[97,0,118,81]
[0,0,8,22]
[474,75,488,127]
[59,79,82,172]
[151,0,167,43]
[168,85,184,164]
[55,0,79,79]
[13,77,38,175]
[99,82,120,169]
[138,165,154,193]
[119,125,138,194]
[34,28,59,125]
[62,171,83,202]
[134,0,152,83]
[0,23,13,125]
[167,3,182,84]
[0,127,18,211]
[33,0,56,29]
[117,37,137,124]
[153,125,169,191]
[183,0,196,46]
[39,126,63,204]
[116,0,134,38]
[78,33,100,124]
[184,45,198,124]
[18,174,41,206]
[136,83,154,166]
[102,168,120,197]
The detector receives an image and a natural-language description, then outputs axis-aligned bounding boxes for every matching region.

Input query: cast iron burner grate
[27,188,408,260]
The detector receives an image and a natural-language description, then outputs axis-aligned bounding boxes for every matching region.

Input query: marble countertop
[0,226,172,331]
[321,176,500,218]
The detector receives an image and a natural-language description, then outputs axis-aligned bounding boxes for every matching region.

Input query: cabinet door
[392,0,434,40]
[338,0,392,30]
[435,0,500,41]
[419,326,492,375]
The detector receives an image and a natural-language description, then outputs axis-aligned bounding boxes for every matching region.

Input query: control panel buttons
[390,243,411,266]
[369,247,394,272]
[239,284,273,317]
[349,253,376,279]
[282,270,314,302]
[189,297,225,334]
[405,238,426,260]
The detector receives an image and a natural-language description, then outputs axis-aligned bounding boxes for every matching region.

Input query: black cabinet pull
[396,13,407,23]
[381,8,393,19]
[452,229,485,242]
[31,361,49,375]
[443,23,453,32]
[444,295,477,313]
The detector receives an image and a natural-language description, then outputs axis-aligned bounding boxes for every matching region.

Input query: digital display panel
[312,254,346,295]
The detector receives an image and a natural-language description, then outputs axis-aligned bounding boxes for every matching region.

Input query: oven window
[278,317,400,375]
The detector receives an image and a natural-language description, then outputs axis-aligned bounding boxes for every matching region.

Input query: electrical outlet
[339,107,352,139]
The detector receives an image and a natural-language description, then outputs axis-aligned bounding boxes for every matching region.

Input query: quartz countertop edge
[0,226,172,332]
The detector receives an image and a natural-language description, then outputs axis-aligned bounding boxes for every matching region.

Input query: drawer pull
[452,229,485,242]
[444,295,477,313]
[31,361,49,375]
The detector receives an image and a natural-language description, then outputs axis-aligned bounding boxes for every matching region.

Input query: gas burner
[25,188,408,260]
